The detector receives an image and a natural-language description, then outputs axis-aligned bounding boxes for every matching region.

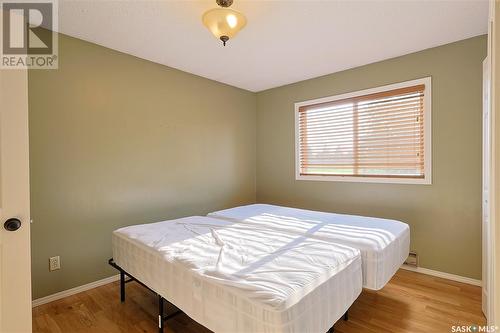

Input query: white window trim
[294,77,432,185]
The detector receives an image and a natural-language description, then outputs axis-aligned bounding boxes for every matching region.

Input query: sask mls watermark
[452,325,499,332]
[1,0,58,69]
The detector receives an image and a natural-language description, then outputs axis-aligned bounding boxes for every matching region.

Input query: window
[295,78,431,184]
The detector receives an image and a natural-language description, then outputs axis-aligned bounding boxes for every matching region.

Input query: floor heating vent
[404,252,418,267]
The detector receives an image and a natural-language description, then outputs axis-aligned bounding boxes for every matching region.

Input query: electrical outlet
[49,256,60,271]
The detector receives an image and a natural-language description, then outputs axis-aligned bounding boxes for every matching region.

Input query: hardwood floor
[33,269,486,333]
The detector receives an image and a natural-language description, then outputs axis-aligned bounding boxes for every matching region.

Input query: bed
[208,204,410,290]
[111,215,362,333]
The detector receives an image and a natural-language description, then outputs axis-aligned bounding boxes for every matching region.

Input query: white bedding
[112,216,362,333]
[209,204,410,290]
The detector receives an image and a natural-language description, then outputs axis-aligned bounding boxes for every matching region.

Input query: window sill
[295,174,432,185]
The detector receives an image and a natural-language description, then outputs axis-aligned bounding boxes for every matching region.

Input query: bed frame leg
[120,270,125,302]
[158,295,164,333]
[343,310,348,321]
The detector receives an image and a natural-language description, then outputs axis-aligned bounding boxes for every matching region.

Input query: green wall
[29,34,486,299]
[255,35,487,280]
[28,34,257,299]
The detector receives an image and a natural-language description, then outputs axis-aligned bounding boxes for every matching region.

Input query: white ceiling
[58,0,489,92]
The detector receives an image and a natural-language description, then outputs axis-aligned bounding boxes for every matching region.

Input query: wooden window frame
[294,77,432,185]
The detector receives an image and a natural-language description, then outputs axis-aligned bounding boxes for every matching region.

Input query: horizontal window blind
[298,84,426,179]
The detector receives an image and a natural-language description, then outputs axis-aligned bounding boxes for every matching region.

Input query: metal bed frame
[108,258,182,333]
[109,258,348,333]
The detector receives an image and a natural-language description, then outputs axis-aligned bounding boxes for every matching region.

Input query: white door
[483,56,492,320]
[0,68,32,331]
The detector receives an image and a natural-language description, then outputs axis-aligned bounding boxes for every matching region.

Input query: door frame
[489,0,498,325]
[484,52,495,324]
[0,67,32,331]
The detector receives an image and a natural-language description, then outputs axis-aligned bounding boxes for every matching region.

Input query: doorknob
[4,218,21,231]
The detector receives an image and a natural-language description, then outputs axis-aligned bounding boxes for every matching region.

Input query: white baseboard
[32,274,120,307]
[31,266,481,308]
[401,264,482,286]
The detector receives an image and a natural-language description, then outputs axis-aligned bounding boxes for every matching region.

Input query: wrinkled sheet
[112,216,362,333]
[209,204,410,290]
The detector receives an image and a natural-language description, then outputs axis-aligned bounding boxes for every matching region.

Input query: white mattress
[112,216,362,333]
[209,204,410,290]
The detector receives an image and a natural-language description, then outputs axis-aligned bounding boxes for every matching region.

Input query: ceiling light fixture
[202,0,247,46]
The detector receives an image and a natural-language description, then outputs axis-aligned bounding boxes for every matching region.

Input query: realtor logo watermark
[1,0,58,69]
